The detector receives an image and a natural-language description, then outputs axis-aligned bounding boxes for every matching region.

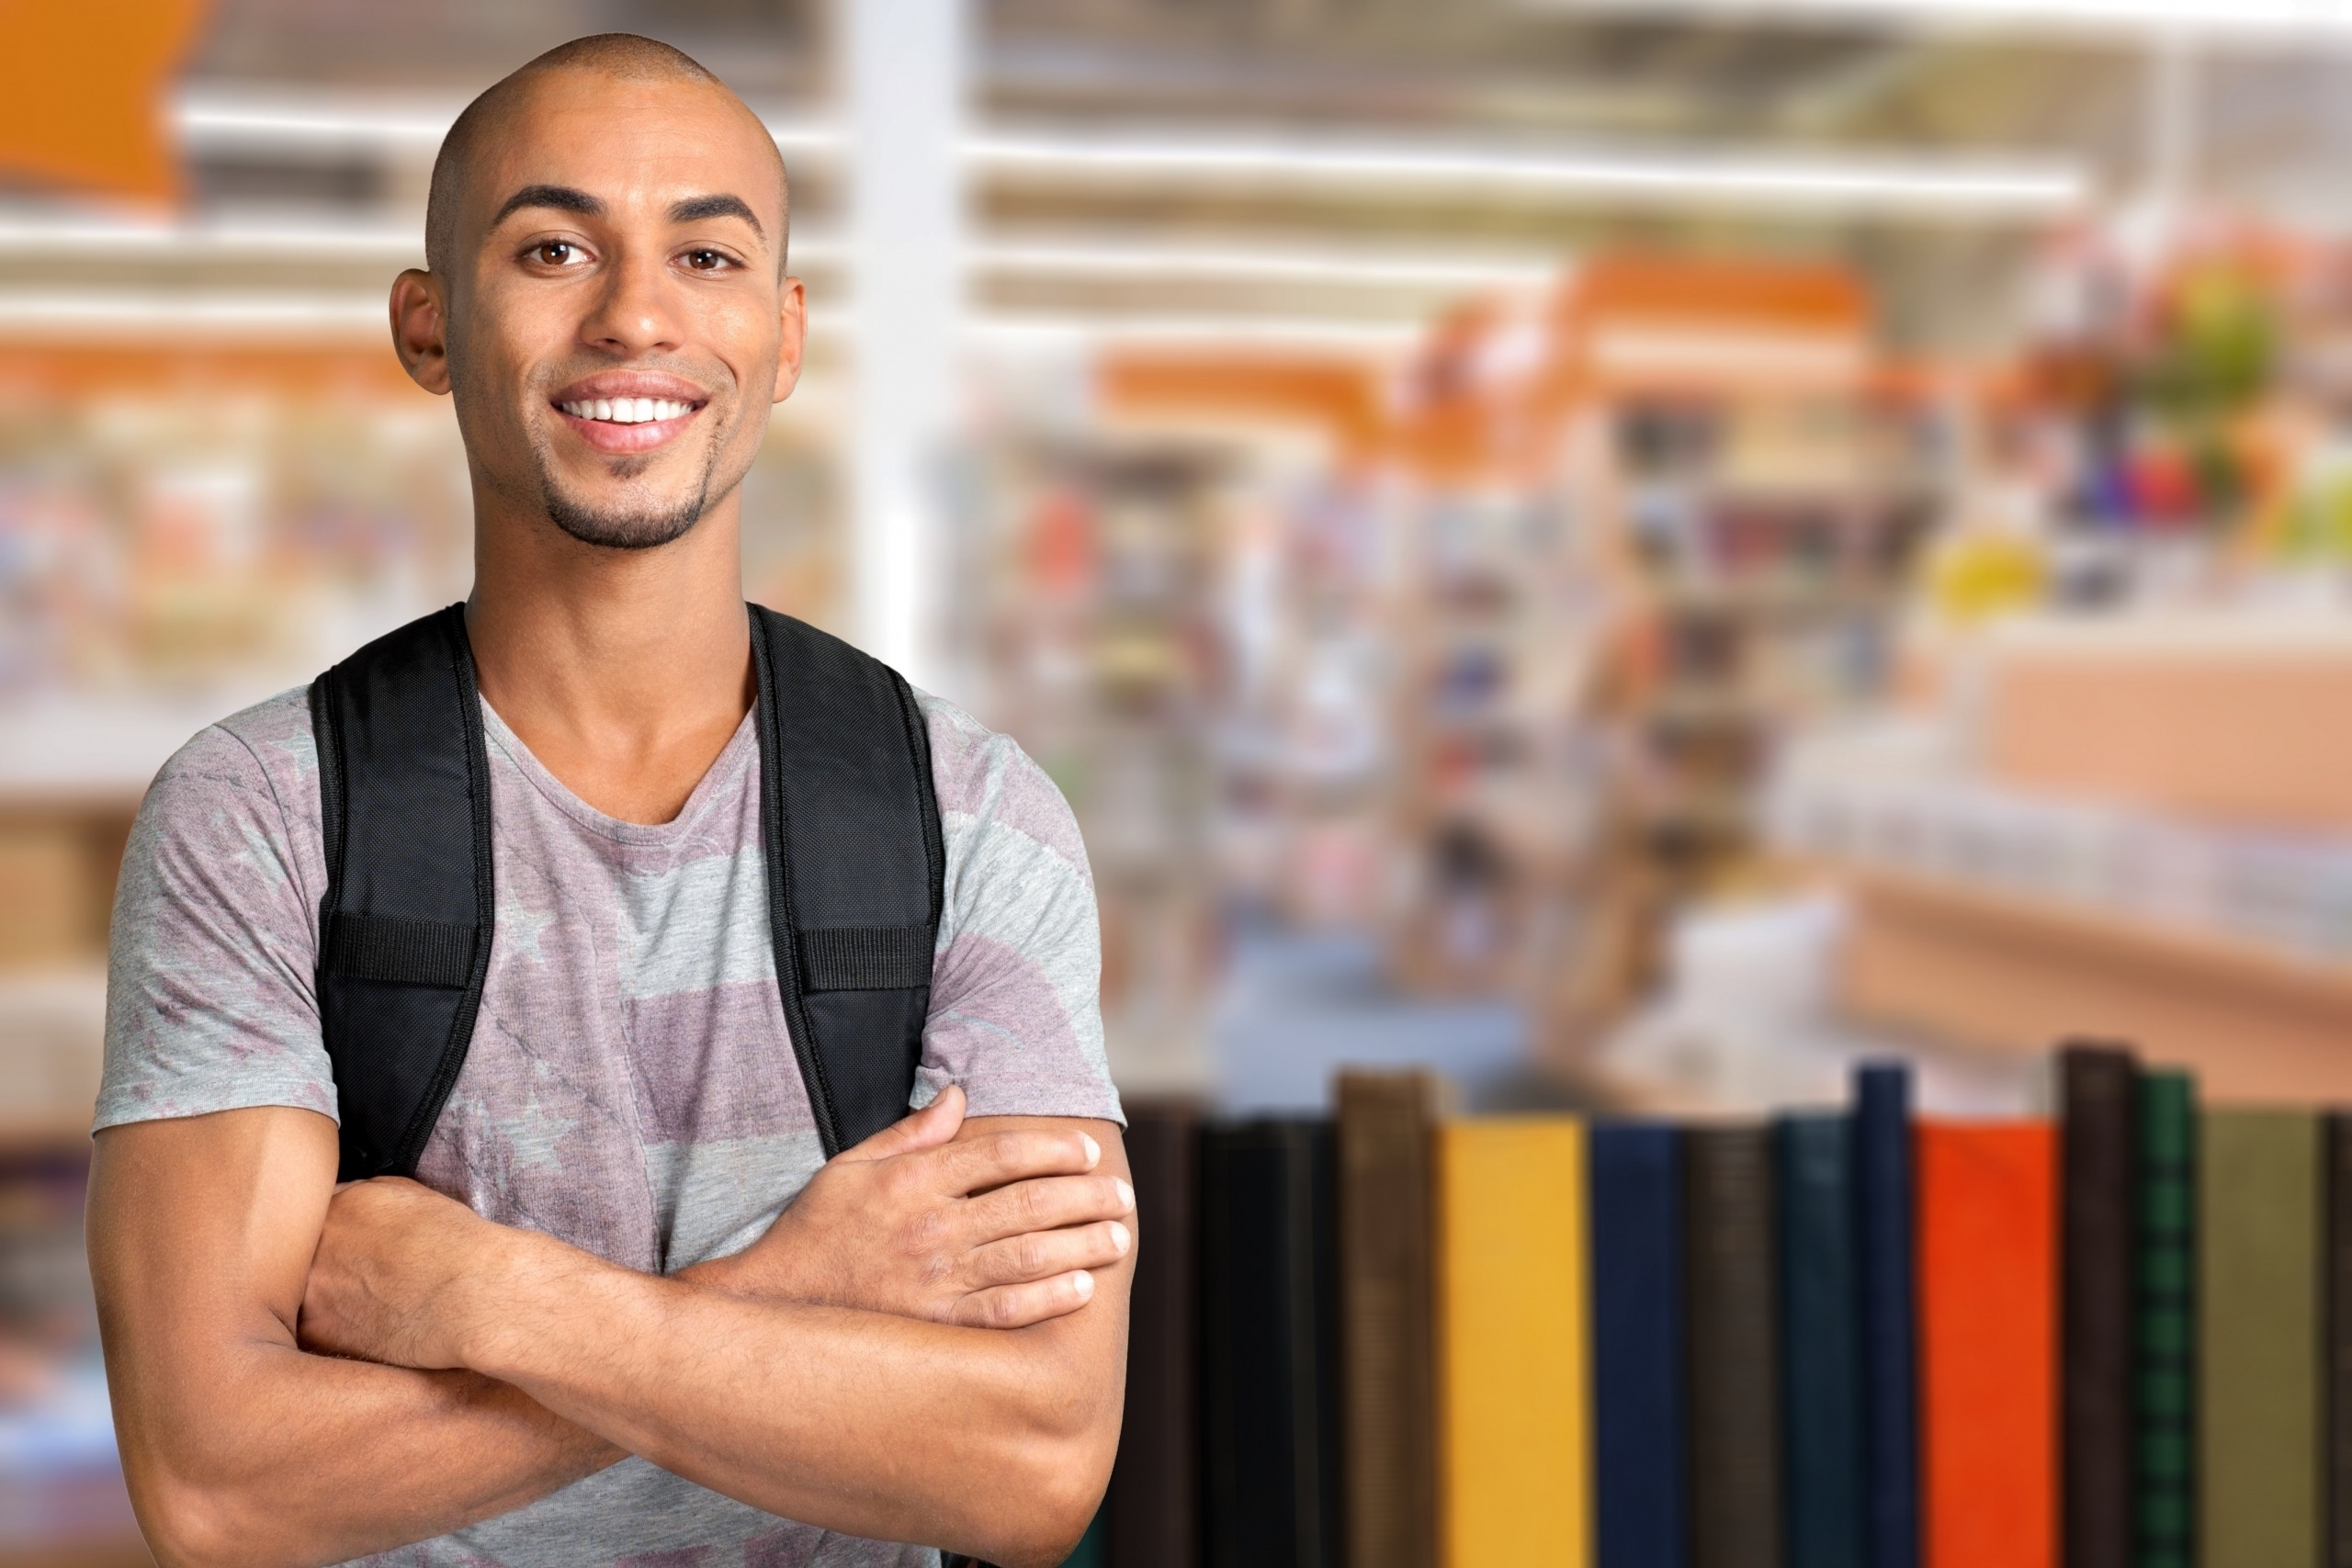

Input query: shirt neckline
[477,697,758,847]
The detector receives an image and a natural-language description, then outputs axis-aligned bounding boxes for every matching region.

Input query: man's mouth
[548,378,710,454]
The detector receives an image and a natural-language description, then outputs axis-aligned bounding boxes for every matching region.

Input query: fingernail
[1110,1222,1131,1255]
[1115,1178,1135,1211]
[1072,1269,1095,1301]
[1080,1134,1101,1167]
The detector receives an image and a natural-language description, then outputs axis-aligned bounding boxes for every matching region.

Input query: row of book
[1091,1045,2352,1568]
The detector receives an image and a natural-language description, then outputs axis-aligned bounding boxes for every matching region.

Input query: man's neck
[465,490,755,827]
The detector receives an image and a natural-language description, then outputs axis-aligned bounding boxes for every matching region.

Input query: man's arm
[94,1092,1132,1568]
[87,1106,617,1568]
[300,1113,1135,1568]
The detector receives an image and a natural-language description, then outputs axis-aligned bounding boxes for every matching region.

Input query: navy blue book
[1777,1112,1866,1568]
[1854,1062,1920,1568]
[1589,1122,1688,1568]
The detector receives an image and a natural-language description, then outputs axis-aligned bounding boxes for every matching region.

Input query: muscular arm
[87,1106,617,1568]
[306,1113,1134,1568]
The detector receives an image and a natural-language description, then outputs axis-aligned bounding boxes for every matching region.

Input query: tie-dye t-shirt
[96,684,1122,1568]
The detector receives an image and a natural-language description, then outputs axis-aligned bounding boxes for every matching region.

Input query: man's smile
[548,370,711,454]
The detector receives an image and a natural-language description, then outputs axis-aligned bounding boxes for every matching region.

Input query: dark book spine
[1107,1102,1199,1568]
[2135,1071,2196,1568]
[2060,1043,2139,1568]
[1199,1120,1343,1568]
[1590,1122,1688,1568]
[1336,1071,1439,1568]
[1854,1063,1919,1568]
[2329,1111,2352,1568]
[1778,1113,1866,1568]
[1685,1123,1785,1568]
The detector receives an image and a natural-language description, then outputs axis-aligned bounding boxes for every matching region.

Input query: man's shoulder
[911,692,1084,863]
[145,685,319,826]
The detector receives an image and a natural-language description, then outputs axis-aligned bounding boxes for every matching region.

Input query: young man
[86,34,1131,1568]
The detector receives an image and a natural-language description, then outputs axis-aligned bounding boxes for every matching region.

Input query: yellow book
[1436,1115,1590,1567]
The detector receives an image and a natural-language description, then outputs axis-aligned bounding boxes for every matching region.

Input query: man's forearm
[458,1226,1120,1568]
[115,1339,616,1568]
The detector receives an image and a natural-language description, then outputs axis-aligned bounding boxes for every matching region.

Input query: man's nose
[580,248,684,354]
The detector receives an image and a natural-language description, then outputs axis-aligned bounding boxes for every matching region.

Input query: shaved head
[425,33,787,279]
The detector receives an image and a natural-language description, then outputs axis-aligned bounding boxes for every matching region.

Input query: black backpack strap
[750,605,945,1156]
[309,604,495,1182]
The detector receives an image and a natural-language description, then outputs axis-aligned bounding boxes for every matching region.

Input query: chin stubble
[528,418,726,552]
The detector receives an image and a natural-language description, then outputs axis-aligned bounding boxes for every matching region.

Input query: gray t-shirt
[97,685,1122,1567]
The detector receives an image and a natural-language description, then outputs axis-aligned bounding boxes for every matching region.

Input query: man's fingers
[961,1172,1134,1246]
[964,1220,1132,1289]
[933,1126,1102,1197]
[950,1269,1098,1330]
[842,1083,966,1163]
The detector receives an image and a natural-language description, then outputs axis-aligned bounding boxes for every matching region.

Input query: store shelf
[1829,862,2352,1101]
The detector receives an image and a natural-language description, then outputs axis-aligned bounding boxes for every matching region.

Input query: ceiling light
[1523,0,2352,39]
[973,238,1563,288]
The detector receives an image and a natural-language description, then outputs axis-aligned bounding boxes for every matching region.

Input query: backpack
[308,602,944,1182]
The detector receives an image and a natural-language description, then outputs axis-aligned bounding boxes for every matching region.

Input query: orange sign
[0,1,212,205]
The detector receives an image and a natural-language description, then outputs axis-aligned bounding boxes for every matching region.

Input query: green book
[2200,1109,2323,1568]
[2134,1070,2195,1568]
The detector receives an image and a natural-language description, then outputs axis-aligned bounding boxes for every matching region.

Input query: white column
[843,0,966,687]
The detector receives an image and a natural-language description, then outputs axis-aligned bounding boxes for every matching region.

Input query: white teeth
[562,396,694,423]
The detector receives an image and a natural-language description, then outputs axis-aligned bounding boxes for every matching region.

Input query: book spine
[1916,1122,2056,1568]
[2060,1043,2139,1568]
[2331,1111,2352,1568]
[2200,1109,2322,1568]
[1435,1117,1590,1568]
[1107,1103,1199,1568]
[1589,1122,1687,1568]
[1337,1071,1440,1568]
[1685,1123,1784,1568]
[2134,1071,2196,1568]
[1777,1113,1865,1568]
[1854,1063,1918,1568]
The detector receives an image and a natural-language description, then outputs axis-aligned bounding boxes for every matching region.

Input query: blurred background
[9,0,2352,1559]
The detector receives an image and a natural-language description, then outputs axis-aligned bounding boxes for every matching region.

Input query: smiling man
[86,34,1130,1568]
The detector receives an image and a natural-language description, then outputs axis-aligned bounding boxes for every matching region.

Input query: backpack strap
[309,604,495,1182]
[750,605,945,1156]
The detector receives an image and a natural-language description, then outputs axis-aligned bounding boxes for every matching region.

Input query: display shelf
[1827,861,2352,1101]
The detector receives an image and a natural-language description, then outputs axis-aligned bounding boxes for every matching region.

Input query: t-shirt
[96,683,1123,1568]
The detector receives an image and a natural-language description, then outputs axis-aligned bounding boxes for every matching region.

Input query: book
[1588,1122,1686,1568]
[1916,1121,2056,1568]
[1337,1070,1440,1568]
[1106,1100,1199,1568]
[2331,1111,2352,1568]
[1777,1112,1865,1568]
[2059,1042,2139,1568]
[1435,1115,1589,1567]
[1852,1063,1918,1568]
[2201,1109,2322,1568]
[1199,1120,1343,1568]
[1685,1123,1783,1568]
[2134,1071,2196,1568]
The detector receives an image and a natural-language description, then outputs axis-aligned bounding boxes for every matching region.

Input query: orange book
[1917,1122,2057,1568]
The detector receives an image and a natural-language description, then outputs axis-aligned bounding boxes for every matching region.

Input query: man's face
[436,70,798,550]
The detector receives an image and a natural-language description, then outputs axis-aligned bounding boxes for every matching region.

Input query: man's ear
[773,276,806,405]
[390,269,452,396]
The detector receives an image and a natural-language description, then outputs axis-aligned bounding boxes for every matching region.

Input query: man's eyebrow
[490,184,605,229]
[668,193,763,237]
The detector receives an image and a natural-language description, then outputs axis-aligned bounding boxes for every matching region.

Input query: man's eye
[534,241,577,265]
[684,249,729,271]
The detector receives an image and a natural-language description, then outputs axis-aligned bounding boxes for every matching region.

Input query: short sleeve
[913,695,1122,1126]
[95,715,339,1134]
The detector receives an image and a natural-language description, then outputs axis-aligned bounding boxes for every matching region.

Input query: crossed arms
[88,1085,1135,1568]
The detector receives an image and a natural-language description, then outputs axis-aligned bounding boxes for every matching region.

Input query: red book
[1918,1122,2057,1568]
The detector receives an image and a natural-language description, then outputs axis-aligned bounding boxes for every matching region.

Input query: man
[87,34,1132,1568]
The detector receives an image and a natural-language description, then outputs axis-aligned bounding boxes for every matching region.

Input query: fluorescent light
[1523,0,2352,39]
[0,289,390,338]
[973,238,1562,288]
[174,83,842,161]
[0,217,421,258]
[967,310,1420,353]
[969,128,2086,215]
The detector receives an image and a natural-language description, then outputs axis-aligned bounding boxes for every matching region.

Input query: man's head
[393,34,801,552]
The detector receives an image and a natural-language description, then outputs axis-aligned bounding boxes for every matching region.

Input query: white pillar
[844,0,966,687]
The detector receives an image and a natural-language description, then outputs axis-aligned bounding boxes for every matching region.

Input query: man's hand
[693,1085,1135,1327]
